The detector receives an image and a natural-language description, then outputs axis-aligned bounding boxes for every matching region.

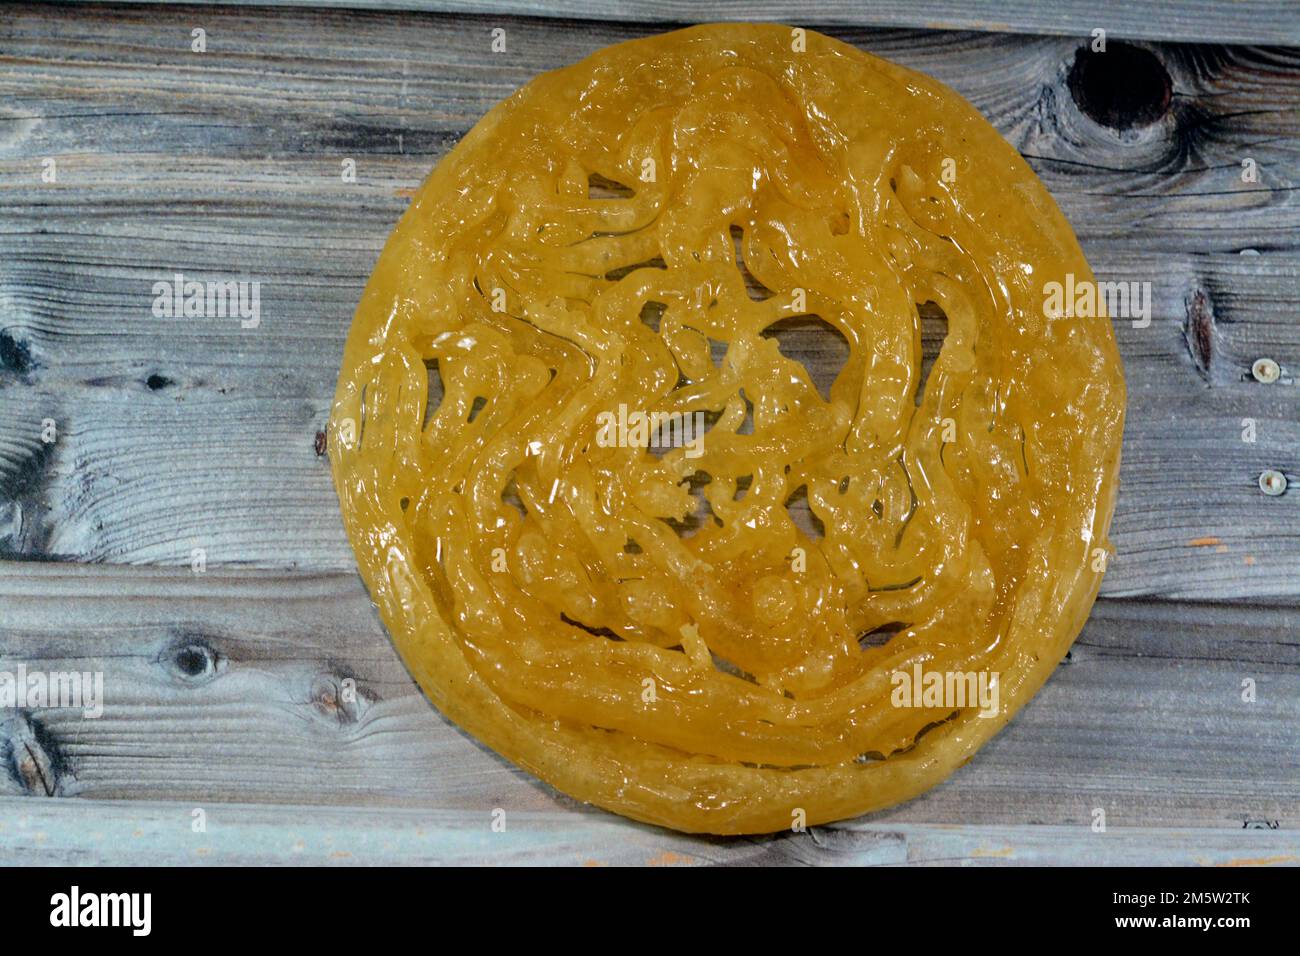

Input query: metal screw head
[1259,469,1287,496]
[1252,358,1281,384]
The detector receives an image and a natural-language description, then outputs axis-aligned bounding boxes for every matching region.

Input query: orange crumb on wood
[647,850,692,866]
[1186,536,1221,547]
[1217,855,1298,867]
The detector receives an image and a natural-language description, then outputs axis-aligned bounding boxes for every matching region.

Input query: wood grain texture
[1,5,1297,599]
[0,4,1297,864]
[3,797,1297,866]
[2,562,1296,830]
[56,0,1300,48]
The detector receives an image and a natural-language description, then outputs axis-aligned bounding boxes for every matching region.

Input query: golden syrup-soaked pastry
[330,23,1126,834]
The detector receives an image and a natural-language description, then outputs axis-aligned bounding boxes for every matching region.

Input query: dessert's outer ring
[329,23,1126,834]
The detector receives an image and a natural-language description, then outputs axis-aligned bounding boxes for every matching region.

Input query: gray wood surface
[5,798,1298,866]
[0,3,1297,864]
[57,0,1300,47]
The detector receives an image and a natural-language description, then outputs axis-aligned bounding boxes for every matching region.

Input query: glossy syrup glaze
[330,23,1126,834]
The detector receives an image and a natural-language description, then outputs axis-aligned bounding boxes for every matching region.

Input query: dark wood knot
[162,637,220,684]
[2,712,66,796]
[1068,43,1172,131]
[0,327,34,376]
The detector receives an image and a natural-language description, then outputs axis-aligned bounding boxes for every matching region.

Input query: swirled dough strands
[330,24,1126,834]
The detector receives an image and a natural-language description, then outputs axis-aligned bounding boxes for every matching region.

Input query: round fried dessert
[330,23,1126,834]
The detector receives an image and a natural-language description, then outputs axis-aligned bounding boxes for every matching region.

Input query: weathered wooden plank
[1,563,1296,828]
[2,10,1298,251]
[2,797,1296,865]
[55,0,1300,48]
[0,6,1296,597]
